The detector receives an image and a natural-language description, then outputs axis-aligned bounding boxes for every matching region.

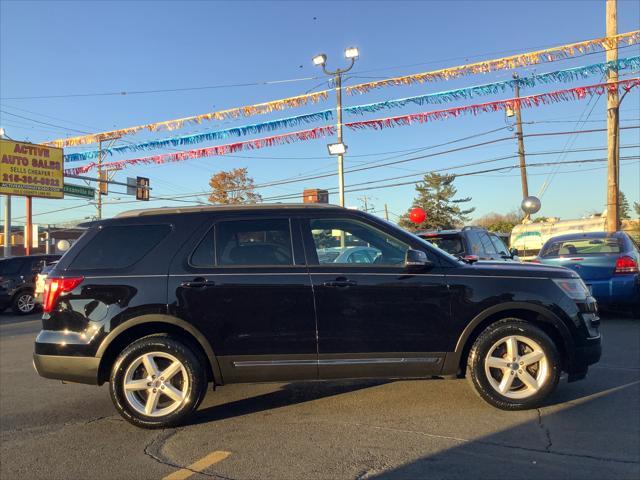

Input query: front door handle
[181,278,214,288]
[323,277,357,288]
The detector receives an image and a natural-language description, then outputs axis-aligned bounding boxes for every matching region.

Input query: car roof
[416,229,461,235]
[115,203,341,218]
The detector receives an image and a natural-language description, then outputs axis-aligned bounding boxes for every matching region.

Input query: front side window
[216,219,293,266]
[309,218,408,266]
[478,232,498,255]
[489,235,509,256]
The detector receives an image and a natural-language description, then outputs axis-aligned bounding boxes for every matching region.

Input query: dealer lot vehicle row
[34,204,601,428]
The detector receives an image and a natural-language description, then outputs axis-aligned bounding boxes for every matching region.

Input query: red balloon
[409,207,426,224]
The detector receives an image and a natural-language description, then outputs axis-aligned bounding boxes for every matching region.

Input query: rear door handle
[323,278,358,288]
[181,278,214,288]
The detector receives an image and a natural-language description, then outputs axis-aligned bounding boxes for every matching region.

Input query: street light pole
[335,72,345,207]
[313,48,359,208]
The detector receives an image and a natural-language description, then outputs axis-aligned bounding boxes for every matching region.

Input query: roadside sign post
[63,183,95,199]
[1,139,65,256]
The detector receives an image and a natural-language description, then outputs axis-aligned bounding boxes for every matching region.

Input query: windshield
[540,236,622,258]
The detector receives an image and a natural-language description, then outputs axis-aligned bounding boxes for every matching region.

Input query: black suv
[34,205,601,428]
[0,254,61,314]
[417,226,518,261]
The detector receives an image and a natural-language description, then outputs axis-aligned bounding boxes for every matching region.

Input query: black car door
[167,215,318,383]
[300,214,451,379]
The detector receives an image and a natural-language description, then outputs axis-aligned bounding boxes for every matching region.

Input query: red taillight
[614,256,639,275]
[42,276,83,313]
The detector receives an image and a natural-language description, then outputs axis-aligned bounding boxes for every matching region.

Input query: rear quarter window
[69,224,171,270]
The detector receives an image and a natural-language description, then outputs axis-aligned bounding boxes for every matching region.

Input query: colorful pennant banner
[64,126,337,175]
[63,57,639,163]
[64,78,639,176]
[345,56,640,114]
[344,78,639,131]
[64,110,334,162]
[46,90,330,149]
[346,31,640,94]
[49,31,639,149]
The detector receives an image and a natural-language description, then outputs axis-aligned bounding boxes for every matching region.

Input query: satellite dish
[521,196,541,215]
[56,240,70,252]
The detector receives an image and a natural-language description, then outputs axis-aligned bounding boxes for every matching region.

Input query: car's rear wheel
[467,319,560,410]
[12,291,36,315]
[109,336,207,428]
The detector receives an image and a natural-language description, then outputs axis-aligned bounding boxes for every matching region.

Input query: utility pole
[1,128,10,257]
[384,203,389,221]
[606,0,620,233]
[513,74,529,203]
[95,135,121,220]
[97,139,104,220]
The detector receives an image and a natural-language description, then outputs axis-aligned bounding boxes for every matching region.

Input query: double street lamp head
[312,47,359,72]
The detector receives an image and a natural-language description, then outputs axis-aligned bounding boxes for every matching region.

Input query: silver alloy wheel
[484,335,549,400]
[17,294,35,313]
[123,352,189,417]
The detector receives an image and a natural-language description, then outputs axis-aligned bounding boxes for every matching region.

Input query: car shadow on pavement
[367,378,640,479]
[190,379,391,425]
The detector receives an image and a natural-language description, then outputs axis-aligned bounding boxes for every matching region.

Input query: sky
[1,0,639,227]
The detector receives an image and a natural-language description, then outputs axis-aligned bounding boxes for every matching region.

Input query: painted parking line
[162,451,231,480]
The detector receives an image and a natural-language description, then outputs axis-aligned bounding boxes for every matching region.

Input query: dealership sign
[0,139,64,199]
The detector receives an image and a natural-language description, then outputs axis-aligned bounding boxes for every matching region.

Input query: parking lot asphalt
[1,312,638,480]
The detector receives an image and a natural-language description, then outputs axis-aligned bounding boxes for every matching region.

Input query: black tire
[466,319,560,410]
[109,336,207,429]
[12,290,36,315]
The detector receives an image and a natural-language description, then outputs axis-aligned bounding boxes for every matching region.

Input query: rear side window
[422,234,464,256]
[216,219,293,266]
[70,224,171,270]
[0,258,25,275]
[478,232,498,255]
[540,237,622,258]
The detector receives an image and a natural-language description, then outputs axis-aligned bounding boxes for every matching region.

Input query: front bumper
[33,353,99,384]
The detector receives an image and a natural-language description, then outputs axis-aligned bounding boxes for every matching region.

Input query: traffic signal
[136,176,150,201]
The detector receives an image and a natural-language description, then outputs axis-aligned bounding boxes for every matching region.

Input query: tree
[208,168,262,204]
[619,191,631,220]
[398,173,475,231]
[634,201,640,217]
[475,209,521,233]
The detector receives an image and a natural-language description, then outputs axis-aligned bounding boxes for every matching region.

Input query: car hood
[459,261,576,279]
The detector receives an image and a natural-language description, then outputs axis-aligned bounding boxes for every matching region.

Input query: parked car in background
[417,226,518,262]
[536,232,640,317]
[34,204,600,428]
[34,261,58,306]
[0,254,61,314]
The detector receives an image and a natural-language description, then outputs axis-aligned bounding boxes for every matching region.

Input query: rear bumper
[33,353,99,384]
[586,274,640,306]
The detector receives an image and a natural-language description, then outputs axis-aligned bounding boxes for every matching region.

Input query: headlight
[552,278,590,301]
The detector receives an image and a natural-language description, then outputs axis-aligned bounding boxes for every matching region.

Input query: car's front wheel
[467,319,560,410]
[109,336,207,428]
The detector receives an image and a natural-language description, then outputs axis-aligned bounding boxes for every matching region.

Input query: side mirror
[509,247,519,258]
[405,249,432,269]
